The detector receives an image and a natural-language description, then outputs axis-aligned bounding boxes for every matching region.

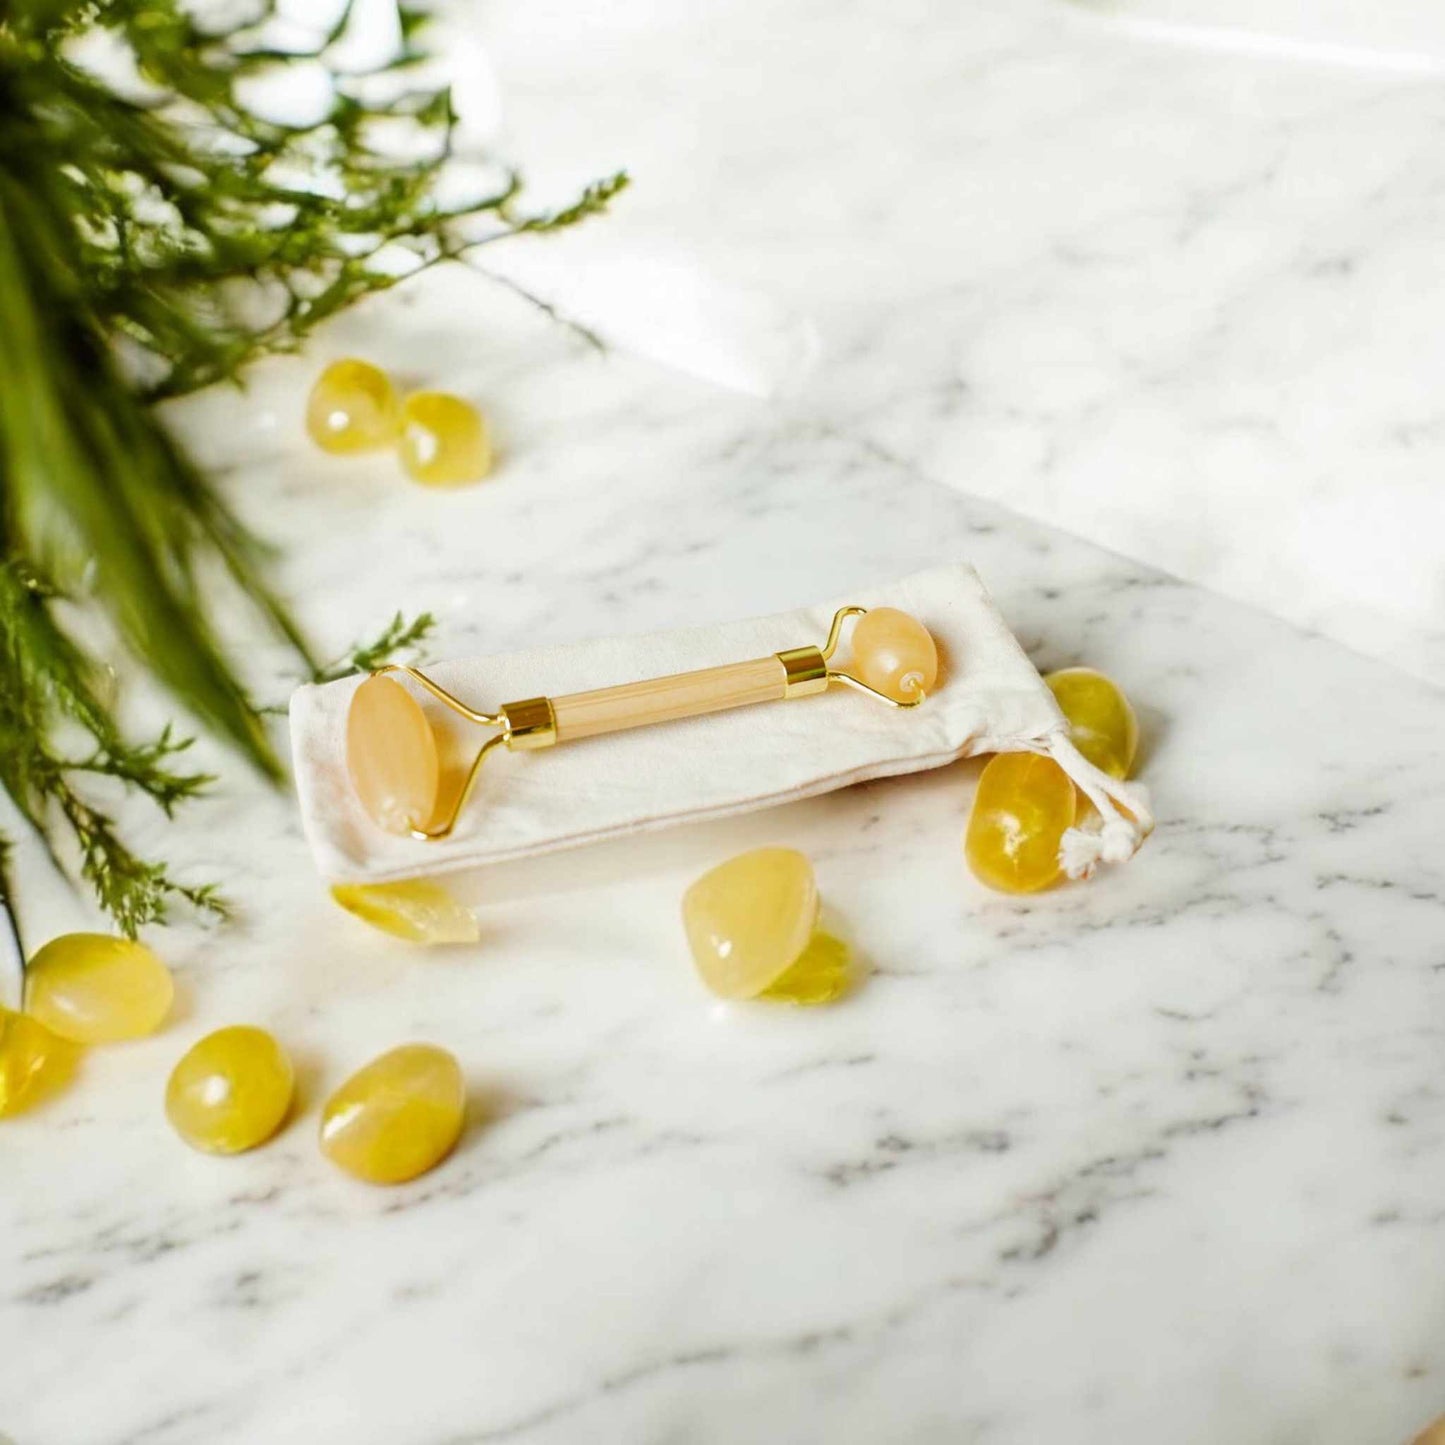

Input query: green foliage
[0,0,624,939]
[315,610,437,683]
[0,568,438,938]
[0,560,225,938]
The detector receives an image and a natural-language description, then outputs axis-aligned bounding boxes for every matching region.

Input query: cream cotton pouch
[290,562,1152,884]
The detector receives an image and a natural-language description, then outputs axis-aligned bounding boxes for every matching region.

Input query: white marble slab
[3,2,1445,1442]
[3,266,1444,1444]
[477,0,1445,681]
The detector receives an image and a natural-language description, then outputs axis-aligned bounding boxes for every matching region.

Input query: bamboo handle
[550,655,787,742]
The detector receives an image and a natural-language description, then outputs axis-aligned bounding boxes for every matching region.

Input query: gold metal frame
[375,605,926,841]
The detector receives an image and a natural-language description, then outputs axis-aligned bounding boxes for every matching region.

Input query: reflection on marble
[1076,0,1445,69]
[479,0,1445,680]
[3,3,1445,1443]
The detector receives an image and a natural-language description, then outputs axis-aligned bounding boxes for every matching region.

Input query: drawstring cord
[1039,729,1155,880]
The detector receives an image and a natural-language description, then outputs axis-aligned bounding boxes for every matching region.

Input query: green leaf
[0,0,624,931]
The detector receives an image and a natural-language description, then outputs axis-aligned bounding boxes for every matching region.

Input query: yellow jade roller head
[346,604,939,840]
[848,606,938,704]
[346,675,441,836]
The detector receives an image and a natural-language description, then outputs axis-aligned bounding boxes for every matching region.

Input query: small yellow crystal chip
[306,359,400,453]
[166,1026,294,1155]
[964,752,1077,894]
[850,607,939,703]
[0,1005,70,1116]
[398,392,492,487]
[330,881,480,945]
[1044,667,1139,780]
[682,847,820,1000]
[26,934,174,1043]
[320,1043,465,1185]
[346,674,440,835]
[759,931,853,1006]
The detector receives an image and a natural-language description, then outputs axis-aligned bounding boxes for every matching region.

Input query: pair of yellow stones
[2,936,462,1184]
[307,358,492,487]
[967,666,1139,893]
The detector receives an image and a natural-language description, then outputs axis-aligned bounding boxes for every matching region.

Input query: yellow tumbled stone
[331,881,479,945]
[0,1005,71,1116]
[760,931,853,1006]
[965,752,1077,894]
[682,847,819,1000]
[26,934,173,1043]
[346,674,440,835]
[166,1026,294,1155]
[398,391,491,487]
[1044,667,1139,780]
[306,359,400,453]
[320,1044,465,1185]
[850,607,939,703]
[1412,1415,1445,1445]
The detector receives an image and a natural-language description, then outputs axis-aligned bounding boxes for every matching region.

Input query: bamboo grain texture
[551,655,787,742]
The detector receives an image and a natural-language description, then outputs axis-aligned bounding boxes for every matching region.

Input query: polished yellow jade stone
[320,1044,465,1185]
[398,392,491,487]
[166,1026,294,1155]
[683,847,820,999]
[1044,667,1139,780]
[305,359,400,453]
[965,753,1078,894]
[346,674,440,835]
[26,934,174,1043]
[851,607,939,703]
[760,930,853,1006]
[1412,1416,1445,1445]
[0,1005,68,1116]
[330,881,480,945]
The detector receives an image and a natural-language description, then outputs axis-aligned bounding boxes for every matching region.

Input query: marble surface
[479,0,1445,682]
[4,2,1445,1443]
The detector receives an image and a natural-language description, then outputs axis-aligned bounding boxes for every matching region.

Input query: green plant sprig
[0,560,227,938]
[0,569,442,942]
[0,0,625,943]
[314,609,437,684]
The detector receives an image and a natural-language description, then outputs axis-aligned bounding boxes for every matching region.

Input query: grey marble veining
[3,3,1445,1443]
[481,0,1445,682]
